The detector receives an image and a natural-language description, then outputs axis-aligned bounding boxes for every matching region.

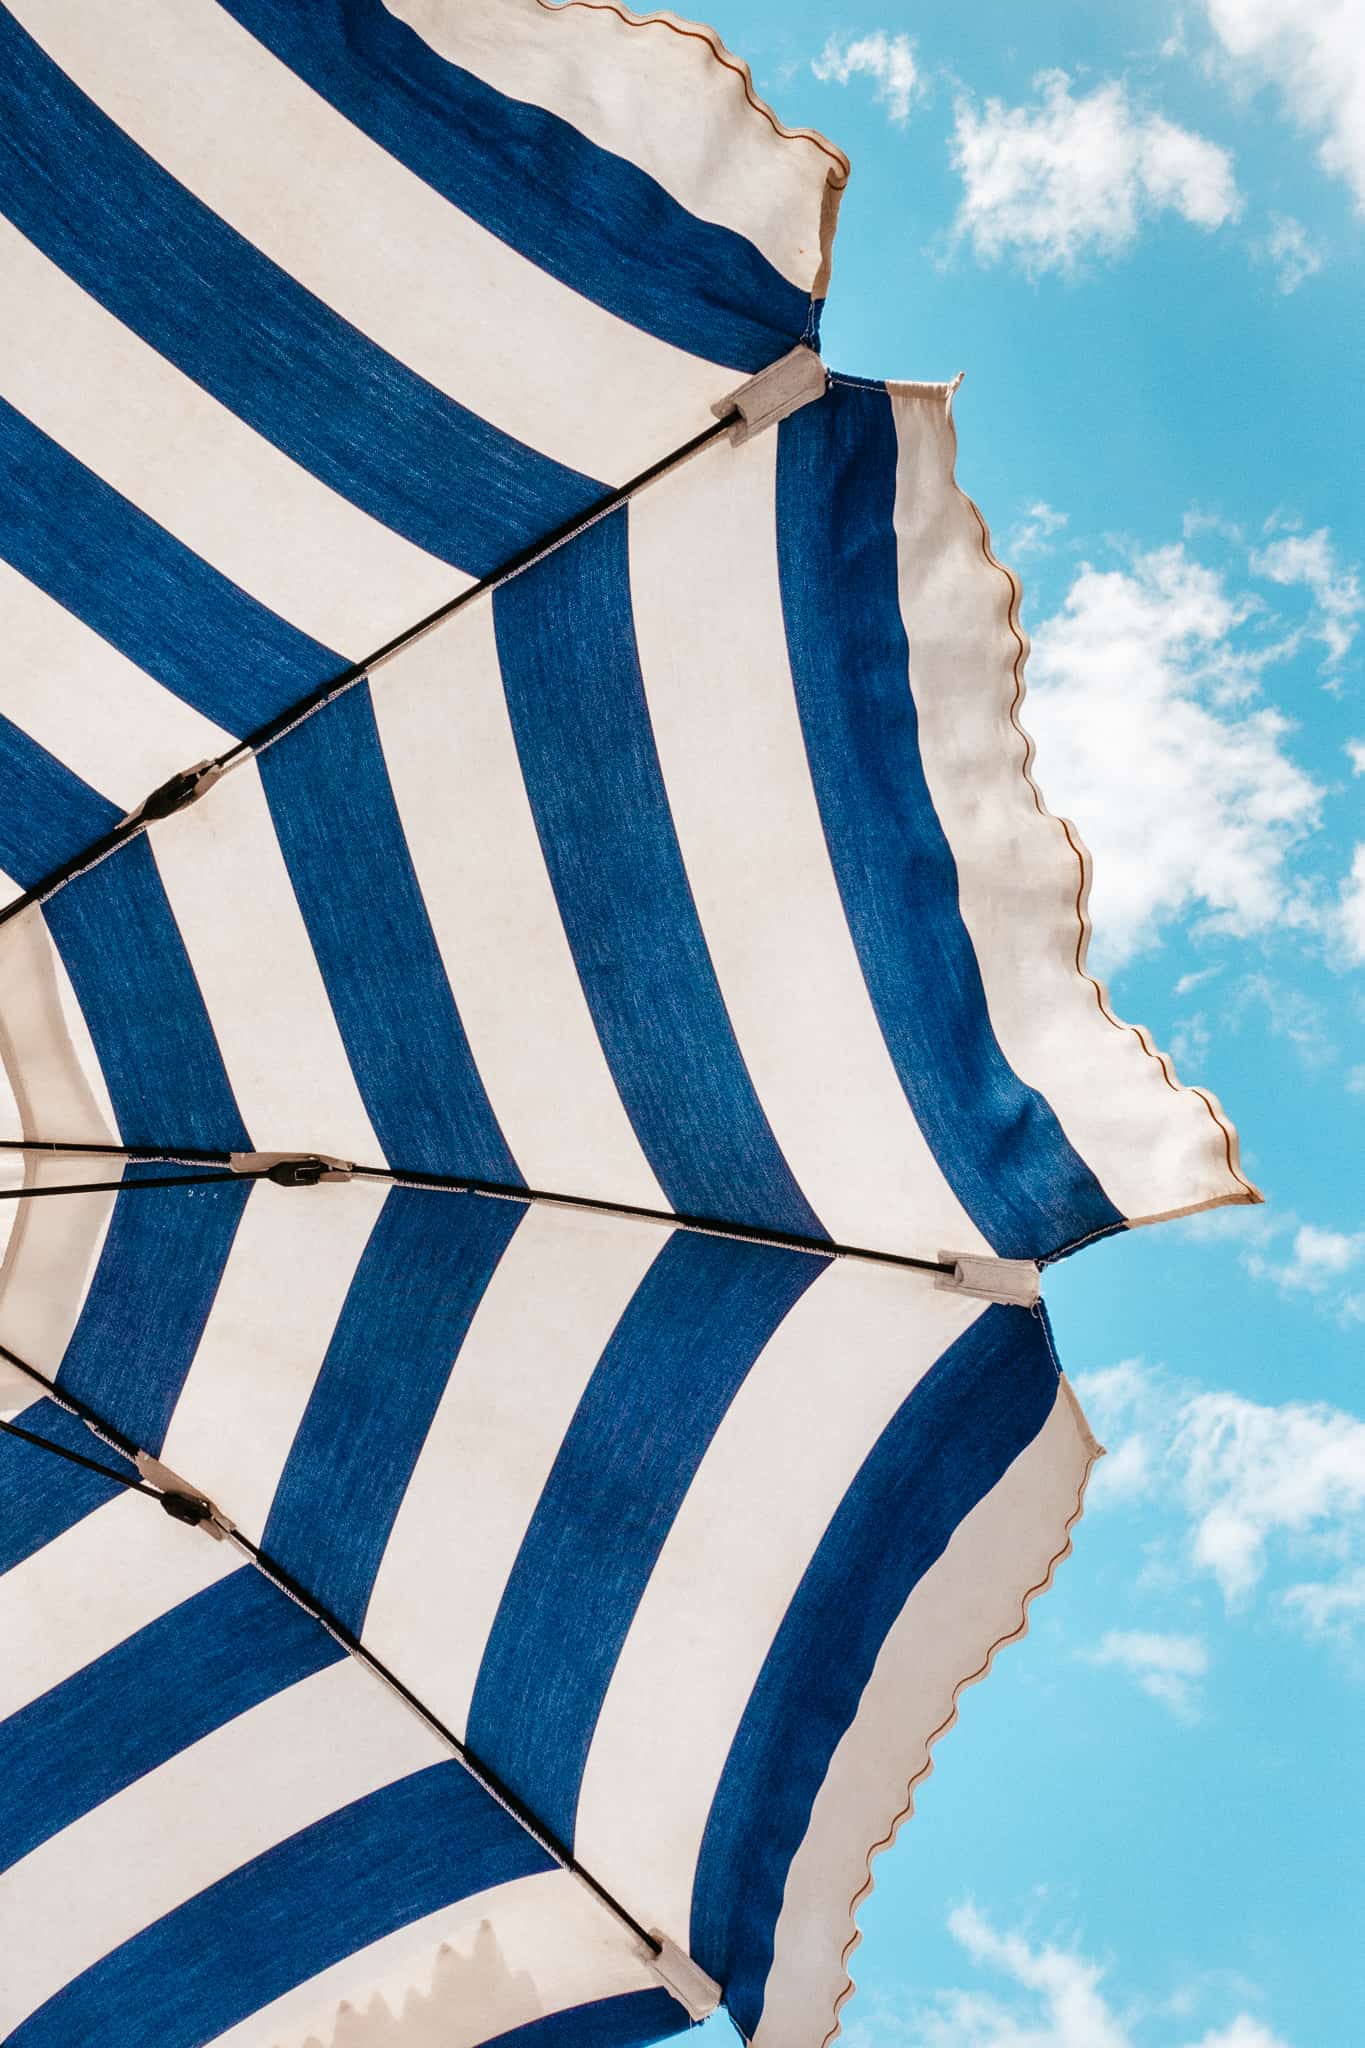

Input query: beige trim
[820,1376,1104,2048]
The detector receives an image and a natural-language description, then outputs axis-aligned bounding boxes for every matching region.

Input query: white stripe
[362,1204,664,1737]
[575,1263,983,1939]
[891,385,1248,1227]
[0,217,460,659]
[0,909,118,1150]
[0,1494,239,1721]
[0,1027,18,1141]
[203,1869,660,2048]
[0,1658,447,2031]
[147,765,382,1163]
[19,0,739,484]
[0,1166,117,1386]
[629,432,987,1258]
[0,916,121,1375]
[158,1177,390,1543]
[388,0,842,292]
[0,557,231,807]
[755,1378,1097,2048]
[370,612,668,1210]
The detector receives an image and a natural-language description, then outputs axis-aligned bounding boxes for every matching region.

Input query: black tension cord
[0,1169,270,1203]
[0,1413,160,1495]
[0,413,735,934]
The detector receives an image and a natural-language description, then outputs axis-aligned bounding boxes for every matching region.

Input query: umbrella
[0,4,1258,2045]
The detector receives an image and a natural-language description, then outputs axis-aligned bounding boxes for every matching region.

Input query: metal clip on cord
[228,1152,354,1186]
[135,1452,233,1541]
[122,758,225,830]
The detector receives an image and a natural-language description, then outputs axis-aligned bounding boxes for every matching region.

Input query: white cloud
[1183,509,1245,544]
[1085,1629,1209,1719]
[876,1904,1292,2048]
[1337,843,1365,963]
[1077,1359,1163,1502]
[1023,545,1321,964]
[1248,1219,1365,1295]
[1234,971,1335,1066]
[1190,2024,1295,2048]
[951,71,1240,273]
[812,31,919,124]
[1283,1564,1365,1642]
[1347,739,1365,775]
[1008,500,1069,558]
[1176,1390,1365,1600]
[1076,1359,1365,1613]
[1260,213,1323,293]
[1204,0,1365,211]
[1250,525,1362,669]
[1174,966,1223,996]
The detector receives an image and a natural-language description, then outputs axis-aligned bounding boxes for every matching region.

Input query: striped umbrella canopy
[0,6,1258,2047]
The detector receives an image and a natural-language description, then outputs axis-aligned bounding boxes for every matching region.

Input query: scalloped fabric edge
[819,1376,1103,2048]
[876,373,1261,1230]
[545,0,849,296]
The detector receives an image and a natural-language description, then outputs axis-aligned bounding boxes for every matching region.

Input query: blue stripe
[494,509,825,1236]
[11,1761,552,2048]
[264,1188,525,1634]
[55,1163,250,1451]
[0,1569,341,1874]
[484,1991,691,2048]
[44,839,252,1152]
[690,1304,1061,2032]
[0,1399,130,1573]
[775,384,1123,1260]
[0,15,603,580]
[258,684,522,1179]
[0,710,117,888]
[0,396,335,736]
[467,1232,822,1844]
[221,0,811,374]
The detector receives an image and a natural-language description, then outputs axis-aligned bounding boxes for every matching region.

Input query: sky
[686,4,1363,2044]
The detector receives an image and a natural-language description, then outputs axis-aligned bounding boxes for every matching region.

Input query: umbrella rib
[0,413,734,935]
[0,1339,665,1963]
[0,1140,957,1278]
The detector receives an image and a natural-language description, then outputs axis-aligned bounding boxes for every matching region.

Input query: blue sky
[694,4,1363,2043]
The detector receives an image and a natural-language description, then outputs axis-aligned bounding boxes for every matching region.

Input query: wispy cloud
[1174,966,1223,996]
[1336,843,1365,965]
[1250,525,1362,671]
[1077,1359,1365,1614]
[1008,500,1069,558]
[850,1903,1293,2047]
[1346,739,1365,776]
[950,71,1240,274]
[1204,0,1365,212]
[1258,213,1323,294]
[1248,1221,1365,1305]
[811,31,919,124]
[1283,1565,1365,1645]
[1085,1629,1210,1720]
